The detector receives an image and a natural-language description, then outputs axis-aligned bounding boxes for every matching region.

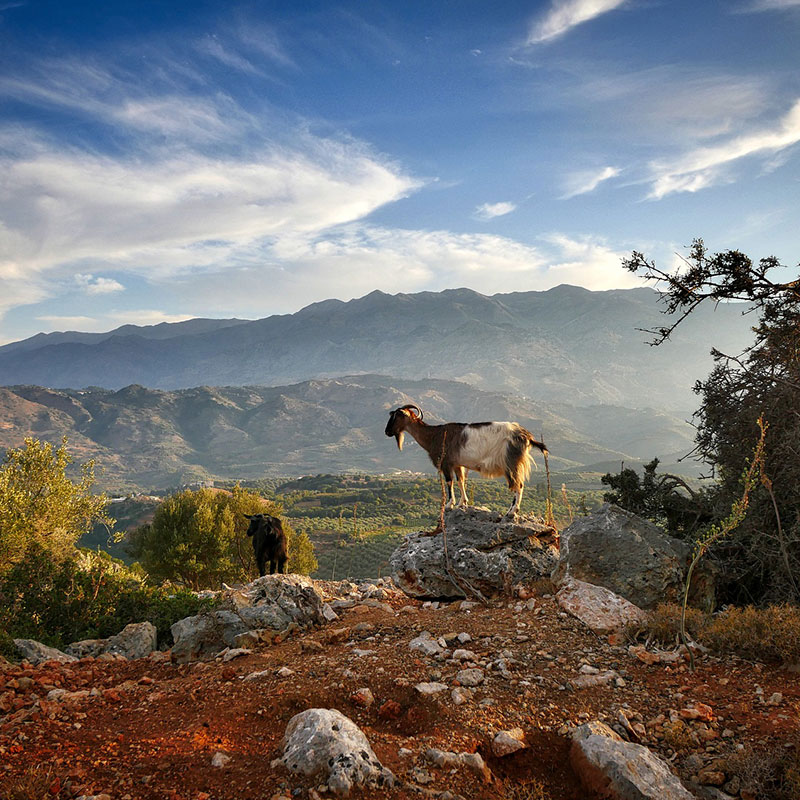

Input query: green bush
[0,544,215,655]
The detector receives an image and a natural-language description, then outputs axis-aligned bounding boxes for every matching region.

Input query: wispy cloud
[195,36,262,75]
[742,0,800,10]
[527,0,627,45]
[474,201,517,220]
[648,98,800,199]
[561,165,620,198]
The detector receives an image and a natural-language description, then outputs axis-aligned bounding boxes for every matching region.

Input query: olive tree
[0,437,111,573]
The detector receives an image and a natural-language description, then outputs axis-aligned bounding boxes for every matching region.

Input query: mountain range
[0,376,698,490]
[0,286,753,412]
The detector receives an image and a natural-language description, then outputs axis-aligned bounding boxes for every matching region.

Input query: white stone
[492,728,527,757]
[280,708,394,796]
[211,751,231,767]
[414,682,449,695]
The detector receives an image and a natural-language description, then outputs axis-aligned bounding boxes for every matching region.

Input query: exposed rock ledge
[390,506,559,600]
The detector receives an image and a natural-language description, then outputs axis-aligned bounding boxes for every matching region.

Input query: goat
[244,513,288,576]
[384,404,547,518]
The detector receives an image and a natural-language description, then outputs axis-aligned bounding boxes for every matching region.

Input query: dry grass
[727,744,800,800]
[632,602,800,664]
[503,778,552,800]
[0,765,57,800]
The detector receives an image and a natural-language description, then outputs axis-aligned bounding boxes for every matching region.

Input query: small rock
[451,687,473,706]
[222,648,251,662]
[277,667,295,678]
[492,728,526,757]
[455,668,484,687]
[211,752,232,768]
[350,688,374,708]
[415,682,449,696]
[767,692,783,706]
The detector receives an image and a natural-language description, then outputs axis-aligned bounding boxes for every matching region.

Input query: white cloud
[37,310,193,332]
[527,0,627,44]
[539,233,642,290]
[474,201,517,220]
[0,135,420,288]
[648,98,800,198]
[167,226,643,317]
[195,36,261,74]
[75,274,125,295]
[561,166,620,198]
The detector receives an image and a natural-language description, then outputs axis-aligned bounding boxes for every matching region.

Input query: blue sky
[0,0,798,343]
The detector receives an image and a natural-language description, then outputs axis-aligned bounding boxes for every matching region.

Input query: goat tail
[507,425,545,487]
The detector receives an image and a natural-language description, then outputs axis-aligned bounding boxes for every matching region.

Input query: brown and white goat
[384,404,547,518]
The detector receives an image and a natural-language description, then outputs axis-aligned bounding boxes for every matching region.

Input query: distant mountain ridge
[0,376,696,490]
[0,286,753,412]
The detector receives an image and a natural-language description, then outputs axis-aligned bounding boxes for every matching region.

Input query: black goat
[244,513,288,576]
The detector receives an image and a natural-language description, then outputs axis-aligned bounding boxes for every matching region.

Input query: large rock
[571,721,695,800]
[171,574,326,662]
[557,578,647,634]
[553,504,713,610]
[278,708,394,796]
[13,639,77,665]
[391,506,559,600]
[66,622,157,660]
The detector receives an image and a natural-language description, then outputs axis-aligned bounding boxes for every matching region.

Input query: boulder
[107,622,158,659]
[556,578,647,633]
[553,504,714,610]
[391,506,559,600]
[278,708,394,796]
[66,622,157,660]
[571,720,695,800]
[13,639,77,665]
[171,574,326,662]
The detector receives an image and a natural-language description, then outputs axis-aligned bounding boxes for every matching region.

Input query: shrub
[727,744,800,800]
[127,486,316,589]
[702,604,800,664]
[634,602,800,664]
[0,543,215,653]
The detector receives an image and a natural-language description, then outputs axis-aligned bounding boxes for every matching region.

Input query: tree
[601,458,713,539]
[128,486,316,589]
[0,437,112,573]
[624,240,800,603]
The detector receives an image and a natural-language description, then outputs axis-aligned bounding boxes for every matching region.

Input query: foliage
[634,602,800,664]
[127,486,315,589]
[624,239,800,604]
[601,458,712,539]
[0,543,215,656]
[0,437,112,573]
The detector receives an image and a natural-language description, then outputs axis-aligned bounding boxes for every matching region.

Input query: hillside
[0,376,696,490]
[0,286,753,412]
[1,584,795,800]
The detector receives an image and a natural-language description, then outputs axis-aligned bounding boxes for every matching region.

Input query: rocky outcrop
[391,506,559,600]
[556,578,647,634]
[277,708,394,796]
[67,622,157,660]
[570,720,695,800]
[171,574,326,662]
[13,639,77,665]
[553,504,714,610]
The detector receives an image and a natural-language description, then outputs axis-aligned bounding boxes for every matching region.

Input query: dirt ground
[1,591,798,800]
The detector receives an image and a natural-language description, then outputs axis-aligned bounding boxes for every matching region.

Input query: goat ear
[243,514,254,520]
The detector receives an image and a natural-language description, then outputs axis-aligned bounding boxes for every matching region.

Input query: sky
[0,0,798,344]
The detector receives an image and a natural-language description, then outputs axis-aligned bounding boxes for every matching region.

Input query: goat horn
[399,404,423,420]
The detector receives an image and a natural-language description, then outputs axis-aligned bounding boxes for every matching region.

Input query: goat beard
[395,432,405,451]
